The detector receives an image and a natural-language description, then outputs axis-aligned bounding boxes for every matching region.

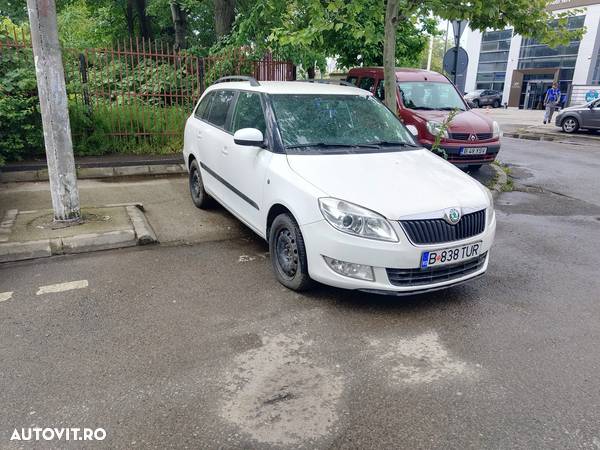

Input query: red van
[347,67,500,169]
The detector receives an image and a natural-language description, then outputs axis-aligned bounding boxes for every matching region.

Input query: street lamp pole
[26,0,81,222]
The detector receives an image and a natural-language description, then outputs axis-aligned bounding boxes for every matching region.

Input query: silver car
[555,98,600,133]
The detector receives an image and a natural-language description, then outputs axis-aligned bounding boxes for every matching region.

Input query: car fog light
[323,256,375,281]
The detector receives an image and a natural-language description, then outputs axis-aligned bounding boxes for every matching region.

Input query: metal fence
[0,30,294,153]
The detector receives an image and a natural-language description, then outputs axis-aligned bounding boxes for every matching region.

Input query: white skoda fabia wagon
[183,77,496,294]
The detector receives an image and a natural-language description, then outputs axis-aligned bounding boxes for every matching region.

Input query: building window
[475,29,513,92]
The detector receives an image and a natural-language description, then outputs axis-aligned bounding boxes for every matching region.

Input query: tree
[223,0,433,75]
[169,0,187,49]
[215,0,235,39]
[383,0,585,114]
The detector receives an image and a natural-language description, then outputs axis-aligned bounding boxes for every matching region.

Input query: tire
[472,99,480,108]
[561,117,579,134]
[188,159,213,209]
[468,164,482,171]
[269,213,313,291]
[493,100,500,108]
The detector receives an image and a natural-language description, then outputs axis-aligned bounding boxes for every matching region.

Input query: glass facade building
[475,29,513,91]
[517,15,586,93]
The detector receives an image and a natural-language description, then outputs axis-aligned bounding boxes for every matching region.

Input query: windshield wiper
[365,140,418,148]
[410,106,435,110]
[438,107,465,111]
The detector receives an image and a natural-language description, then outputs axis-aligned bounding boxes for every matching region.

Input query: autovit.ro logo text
[10,427,106,442]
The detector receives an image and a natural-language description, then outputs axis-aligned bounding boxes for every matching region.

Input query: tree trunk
[214,0,235,39]
[126,0,135,38]
[26,0,81,222]
[307,66,315,79]
[170,1,187,50]
[134,0,152,40]
[383,0,399,114]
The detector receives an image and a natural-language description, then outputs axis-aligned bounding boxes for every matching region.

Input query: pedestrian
[543,83,561,124]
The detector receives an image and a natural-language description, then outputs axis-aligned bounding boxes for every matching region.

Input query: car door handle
[221,146,229,155]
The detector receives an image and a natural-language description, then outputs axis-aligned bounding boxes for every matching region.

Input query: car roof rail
[296,79,356,87]
[214,76,260,87]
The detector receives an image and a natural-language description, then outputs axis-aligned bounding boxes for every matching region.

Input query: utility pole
[27,0,81,222]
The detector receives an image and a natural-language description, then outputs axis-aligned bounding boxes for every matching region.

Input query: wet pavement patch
[221,333,343,446]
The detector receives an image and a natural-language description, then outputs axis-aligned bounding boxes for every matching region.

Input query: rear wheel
[493,99,500,108]
[189,159,213,209]
[472,99,480,108]
[269,213,313,291]
[561,117,579,133]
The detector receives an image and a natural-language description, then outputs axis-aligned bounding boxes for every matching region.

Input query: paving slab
[0,205,157,263]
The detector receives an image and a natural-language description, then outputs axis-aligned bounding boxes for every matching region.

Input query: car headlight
[492,121,501,139]
[318,198,398,242]
[426,121,449,139]
[484,187,495,226]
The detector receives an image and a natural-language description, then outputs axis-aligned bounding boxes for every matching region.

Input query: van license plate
[421,242,482,268]
[460,147,487,155]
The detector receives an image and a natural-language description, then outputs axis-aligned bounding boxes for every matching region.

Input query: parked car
[183,77,496,295]
[346,67,501,169]
[464,89,503,108]
[555,98,600,133]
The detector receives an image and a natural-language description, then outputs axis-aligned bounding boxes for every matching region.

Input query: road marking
[0,292,13,302]
[36,280,88,295]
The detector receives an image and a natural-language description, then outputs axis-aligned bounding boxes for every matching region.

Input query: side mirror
[233,128,264,147]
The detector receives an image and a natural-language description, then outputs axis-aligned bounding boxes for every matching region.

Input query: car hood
[559,102,591,112]
[286,149,488,220]
[412,109,494,134]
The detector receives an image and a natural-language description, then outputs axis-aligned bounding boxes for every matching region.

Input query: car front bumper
[301,213,496,294]
[421,141,501,165]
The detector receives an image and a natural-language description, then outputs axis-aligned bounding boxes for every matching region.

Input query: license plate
[460,147,487,155]
[421,242,482,268]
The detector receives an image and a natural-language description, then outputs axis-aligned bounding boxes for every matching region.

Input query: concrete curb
[0,163,186,183]
[489,163,508,198]
[0,204,157,263]
[126,205,158,245]
[503,131,600,145]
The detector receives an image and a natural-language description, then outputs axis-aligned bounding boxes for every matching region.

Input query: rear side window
[231,92,266,135]
[346,76,358,86]
[195,92,213,120]
[358,77,375,92]
[207,90,235,128]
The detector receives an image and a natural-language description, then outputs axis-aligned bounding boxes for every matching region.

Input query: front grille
[450,132,493,141]
[447,154,496,163]
[400,209,486,245]
[386,252,487,287]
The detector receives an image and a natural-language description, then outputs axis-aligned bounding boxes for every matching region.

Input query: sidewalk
[484,107,600,145]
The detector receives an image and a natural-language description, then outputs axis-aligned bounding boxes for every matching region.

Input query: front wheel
[472,99,480,108]
[468,164,483,171]
[493,100,500,108]
[562,117,579,133]
[269,213,313,291]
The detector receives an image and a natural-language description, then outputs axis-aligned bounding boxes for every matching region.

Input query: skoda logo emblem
[445,208,461,225]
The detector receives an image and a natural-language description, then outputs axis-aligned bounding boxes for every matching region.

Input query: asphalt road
[1,138,600,449]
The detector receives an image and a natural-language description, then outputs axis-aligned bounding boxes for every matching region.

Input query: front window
[398,82,466,111]
[269,94,416,151]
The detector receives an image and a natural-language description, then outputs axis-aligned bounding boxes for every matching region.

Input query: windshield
[269,94,416,151]
[398,81,466,111]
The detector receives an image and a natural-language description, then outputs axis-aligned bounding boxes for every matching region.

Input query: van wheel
[189,159,213,209]
[561,117,579,133]
[269,213,313,291]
